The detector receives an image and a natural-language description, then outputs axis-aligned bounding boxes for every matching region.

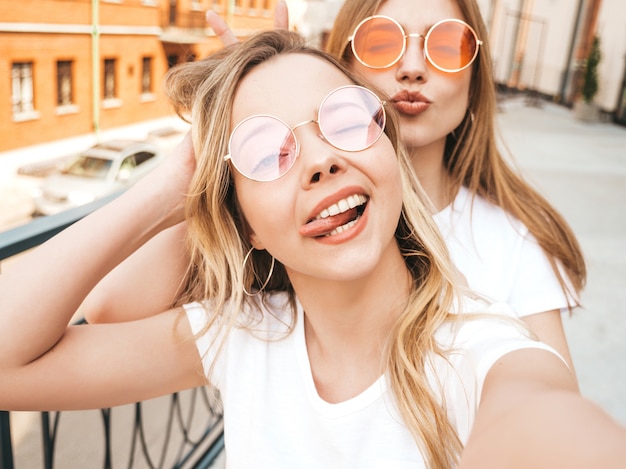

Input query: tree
[581,35,601,104]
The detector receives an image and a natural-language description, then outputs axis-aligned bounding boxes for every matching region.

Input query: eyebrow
[233,117,288,156]
[237,116,284,138]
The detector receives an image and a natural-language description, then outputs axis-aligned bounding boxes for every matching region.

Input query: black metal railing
[0,192,224,469]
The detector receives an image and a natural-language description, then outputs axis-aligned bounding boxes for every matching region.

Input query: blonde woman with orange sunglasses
[323,0,584,373]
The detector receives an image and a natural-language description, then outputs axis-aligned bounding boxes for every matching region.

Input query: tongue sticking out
[300,208,358,238]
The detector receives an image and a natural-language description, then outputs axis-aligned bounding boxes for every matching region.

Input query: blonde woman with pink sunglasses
[84,0,584,378]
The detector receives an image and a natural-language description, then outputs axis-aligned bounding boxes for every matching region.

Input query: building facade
[3,0,624,157]
[0,0,277,153]
[476,0,626,124]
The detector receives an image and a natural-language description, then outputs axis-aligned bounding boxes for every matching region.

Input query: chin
[400,124,453,152]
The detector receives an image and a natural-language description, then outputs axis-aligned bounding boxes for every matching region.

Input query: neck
[406,138,454,212]
[288,243,411,402]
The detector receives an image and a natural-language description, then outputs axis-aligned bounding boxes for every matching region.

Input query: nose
[395,34,428,83]
[295,124,346,187]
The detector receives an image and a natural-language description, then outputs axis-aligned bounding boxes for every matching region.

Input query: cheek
[233,177,264,235]
[376,139,404,201]
[234,177,293,243]
[447,70,472,107]
[432,72,472,128]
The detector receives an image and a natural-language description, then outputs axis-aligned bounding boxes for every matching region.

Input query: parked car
[33,139,162,216]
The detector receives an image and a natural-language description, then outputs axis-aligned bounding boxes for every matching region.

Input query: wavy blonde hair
[325,0,586,307]
[165,30,465,467]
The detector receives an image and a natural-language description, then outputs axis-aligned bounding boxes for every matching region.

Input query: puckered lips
[299,193,369,239]
[391,90,431,116]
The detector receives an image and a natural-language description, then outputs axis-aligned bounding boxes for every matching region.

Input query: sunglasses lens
[352,16,405,68]
[426,20,478,71]
[229,116,297,181]
[319,86,385,152]
[227,87,385,181]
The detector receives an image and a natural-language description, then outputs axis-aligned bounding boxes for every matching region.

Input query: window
[116,151,156,181]
[134,151,156,166]
[167,54,179,68]
[117,155,136,181]
[12,62,34,115]
[103,59,117,100]
[141,57,153,94]
[57,60,73,106]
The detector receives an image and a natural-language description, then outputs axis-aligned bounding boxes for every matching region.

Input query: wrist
[122,173,186,235]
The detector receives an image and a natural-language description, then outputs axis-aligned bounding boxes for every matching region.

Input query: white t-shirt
[185,292,561,468]
[434,186,575,317]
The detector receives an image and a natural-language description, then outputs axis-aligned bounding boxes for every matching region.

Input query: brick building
[0,0,277,153]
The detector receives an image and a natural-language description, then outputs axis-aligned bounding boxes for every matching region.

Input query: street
[497,94,626,425]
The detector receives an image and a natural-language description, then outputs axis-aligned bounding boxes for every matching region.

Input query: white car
[33,140,162,216]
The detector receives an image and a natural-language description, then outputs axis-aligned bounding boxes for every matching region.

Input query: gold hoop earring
[242,247,275,296]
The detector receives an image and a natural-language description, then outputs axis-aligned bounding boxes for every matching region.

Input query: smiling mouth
[301,194,368,238]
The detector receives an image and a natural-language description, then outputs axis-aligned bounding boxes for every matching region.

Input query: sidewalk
[496,94,626,426]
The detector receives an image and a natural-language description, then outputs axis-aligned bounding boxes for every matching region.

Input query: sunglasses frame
[225,85,386,182]
[349,15,483,73]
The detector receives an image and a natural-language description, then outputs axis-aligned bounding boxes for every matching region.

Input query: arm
[522,309,577,379]
[460,348,626,468]
[81,3,290,325]
[80,221,189,323]
[508,226,578,375]
[0,135,205,410]
[81,136,195,324]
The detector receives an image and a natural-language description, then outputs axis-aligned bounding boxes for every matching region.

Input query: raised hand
[137,132,196,229]
[205,0,289,47]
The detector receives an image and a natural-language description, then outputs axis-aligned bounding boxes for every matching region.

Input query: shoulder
[435,187,550,285]
[435,299,533,352]
[184,291,298,386]
[433,298,563,389]
[429,299,565,441]
[437,187,529,237]
[184,291,295,339]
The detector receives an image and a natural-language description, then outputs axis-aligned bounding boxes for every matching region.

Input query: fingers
[206,10,239,46]
[206,2,289,48]
[274,0,289,30]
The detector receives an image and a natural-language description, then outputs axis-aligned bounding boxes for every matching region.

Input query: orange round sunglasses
[349,16,483,73]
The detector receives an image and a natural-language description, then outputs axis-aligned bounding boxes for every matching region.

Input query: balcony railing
[162,9,208,34]
[0,192,224,469]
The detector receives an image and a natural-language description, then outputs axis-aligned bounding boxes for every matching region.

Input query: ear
[248,231,265,251]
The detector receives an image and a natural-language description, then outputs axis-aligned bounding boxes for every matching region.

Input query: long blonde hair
[165,30,465,467]
[326,0,586,306]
